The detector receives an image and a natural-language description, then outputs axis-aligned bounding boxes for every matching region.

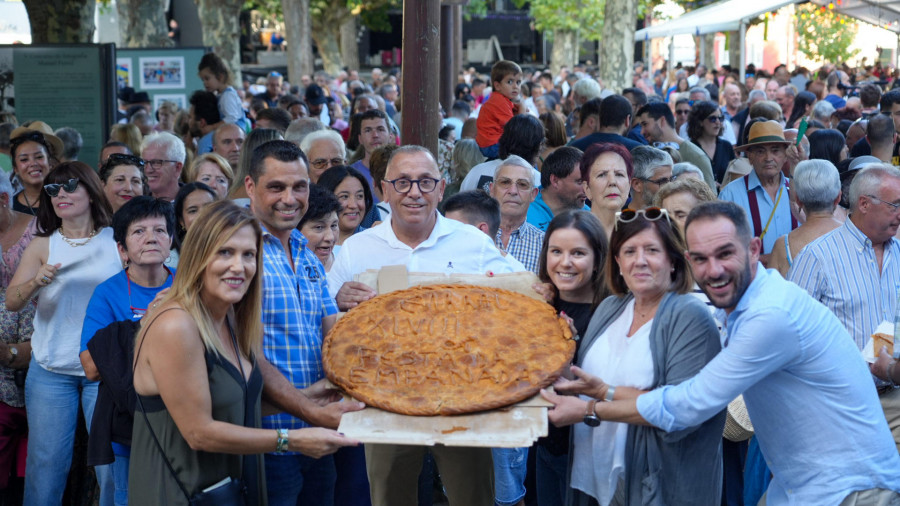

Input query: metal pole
[739,20,746,82]
[440,5,454,116]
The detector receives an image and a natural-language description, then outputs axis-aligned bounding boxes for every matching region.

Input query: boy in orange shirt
[476,60,526,159]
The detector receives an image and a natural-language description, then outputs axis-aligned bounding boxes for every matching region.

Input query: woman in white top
[6,161,121,505]
[542,208,724,506]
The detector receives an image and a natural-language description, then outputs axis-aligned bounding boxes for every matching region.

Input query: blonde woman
[130,200,355,505]
[188,153,234,199]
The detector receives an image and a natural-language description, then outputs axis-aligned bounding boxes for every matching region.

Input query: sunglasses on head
[10,131,49,150]
[44,178,80,197]
[614,207,671,231]
[106,153,145,168]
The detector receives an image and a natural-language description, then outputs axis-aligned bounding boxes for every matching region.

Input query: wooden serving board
[337,390,553,448]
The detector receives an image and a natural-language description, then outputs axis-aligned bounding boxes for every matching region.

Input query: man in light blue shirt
[789,164,900,448]
[548,201,900,505]
[718,121,797,258]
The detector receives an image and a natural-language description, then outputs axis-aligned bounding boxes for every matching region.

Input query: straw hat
[733,120,792,152]
[10,121,64,159]
[723,395,754,442]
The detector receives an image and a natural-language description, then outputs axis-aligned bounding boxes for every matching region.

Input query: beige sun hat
[733,120,792,153]
[723,394,754,442]
[10,121,64,159]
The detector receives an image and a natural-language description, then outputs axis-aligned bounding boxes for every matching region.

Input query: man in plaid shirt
[246,140,362,506]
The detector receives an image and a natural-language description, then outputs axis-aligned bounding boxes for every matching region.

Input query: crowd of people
[0,47,899,506]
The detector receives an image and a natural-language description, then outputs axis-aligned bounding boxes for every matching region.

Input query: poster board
[116,47,208,118]
[1,44,117,169]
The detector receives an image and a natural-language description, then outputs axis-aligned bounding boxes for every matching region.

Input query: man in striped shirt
[490,156,545,273]
[789,164,900,448]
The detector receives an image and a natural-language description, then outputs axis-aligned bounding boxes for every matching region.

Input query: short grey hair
[688,87,710,101]
[298,127,344,158]
[141,131,186,164]
[572,78,602,102]
[672,162,704,180]
[748,89,766,103]
[811,100,835,124]
[849,164,900,212]
[54,126,83,161]
[285,118,326,146]
[631,145,673,180]
[792,159,840,213]
[494,155,533,178]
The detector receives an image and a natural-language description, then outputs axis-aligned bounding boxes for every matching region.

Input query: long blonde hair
[144,200,263,358]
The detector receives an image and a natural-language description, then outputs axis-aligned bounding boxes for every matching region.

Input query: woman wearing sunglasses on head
[541,207,724,506]
[6,161,120,505]
[9,128,61,216]
[688,101,734,186]
[100,153,148,213]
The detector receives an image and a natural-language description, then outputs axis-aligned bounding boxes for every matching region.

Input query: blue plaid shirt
[260,227,338,434]
[495,221,544,274]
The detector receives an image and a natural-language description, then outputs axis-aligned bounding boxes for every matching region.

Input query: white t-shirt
[571,299,654,506]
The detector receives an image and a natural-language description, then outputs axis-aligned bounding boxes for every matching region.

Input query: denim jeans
[535,446,568,506]
[110,454,129,506]
[23,360,112,506]
[264,453,335,506]
[492,447,528,505]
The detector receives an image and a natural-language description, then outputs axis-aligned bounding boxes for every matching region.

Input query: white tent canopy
[634,0,797,41]
[809,0,900,33]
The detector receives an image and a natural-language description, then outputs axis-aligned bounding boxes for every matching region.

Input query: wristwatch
[583,399,601,427]
[7,346,17,366]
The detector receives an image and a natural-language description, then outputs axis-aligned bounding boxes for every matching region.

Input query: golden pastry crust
[323,284,575,415]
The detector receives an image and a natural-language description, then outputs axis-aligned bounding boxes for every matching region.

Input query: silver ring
[41,276,50,284]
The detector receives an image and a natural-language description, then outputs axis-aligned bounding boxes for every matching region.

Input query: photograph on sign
[116,58,132,89]
[139,56,184,89]
[153,94,185,112]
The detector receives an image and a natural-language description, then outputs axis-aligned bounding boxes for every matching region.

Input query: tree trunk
[598,0,635,94]
[116,0,172,48]
[549,29,576,77]
[194,0,243,86]
[283,0,313,85]
[702,33,716,68]
[23,0,94,43]
[340,17,359,71]
[727,30,740,70]
[311,27,343,76]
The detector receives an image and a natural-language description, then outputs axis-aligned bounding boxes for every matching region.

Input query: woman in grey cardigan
[542,209,725,506]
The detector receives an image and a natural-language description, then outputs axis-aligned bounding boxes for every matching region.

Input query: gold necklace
[59,226,97,247]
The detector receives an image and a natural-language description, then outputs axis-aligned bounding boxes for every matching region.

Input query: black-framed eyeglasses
[144,159,178,169]
[310,158,345,170]
[614,207,671,231]
[639,176,673,187]
[44,178,80,197]
[705,116,723,123]
[10,131,49,152]
[866,195,900,212]
[675,109,691,115]
[106,153,145,168]
[383,177,441,194]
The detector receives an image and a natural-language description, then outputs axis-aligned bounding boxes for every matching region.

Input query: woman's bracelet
[275,428,289,453]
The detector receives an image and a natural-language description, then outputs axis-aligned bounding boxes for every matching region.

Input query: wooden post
[440,5,454,116]
[402,0,441,156]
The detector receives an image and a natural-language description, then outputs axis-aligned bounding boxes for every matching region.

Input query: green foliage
[509,0,605,41]
[244,0,282,18]
[796,3,859,64]
[465,0,489,20]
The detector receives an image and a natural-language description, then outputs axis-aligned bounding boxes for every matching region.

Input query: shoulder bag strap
[133,307,194,502]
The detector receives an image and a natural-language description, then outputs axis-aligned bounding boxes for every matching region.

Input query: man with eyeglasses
[329,145,521,506]
[630,146,674,210]
[719,121,798,263]
[635,103,715,190]
[789,164,900,449]
[300,129,346,183]
[139,132,185,201]
[489,156,544,273]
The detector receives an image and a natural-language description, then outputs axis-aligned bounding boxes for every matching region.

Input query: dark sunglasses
[106,153,145,168]
[10,131,49,151]
[44,178,80,197]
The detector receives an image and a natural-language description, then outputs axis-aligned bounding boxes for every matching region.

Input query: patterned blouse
[0,218,37,407]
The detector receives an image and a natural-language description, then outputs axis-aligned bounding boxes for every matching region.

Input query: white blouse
[571,299,655,506]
